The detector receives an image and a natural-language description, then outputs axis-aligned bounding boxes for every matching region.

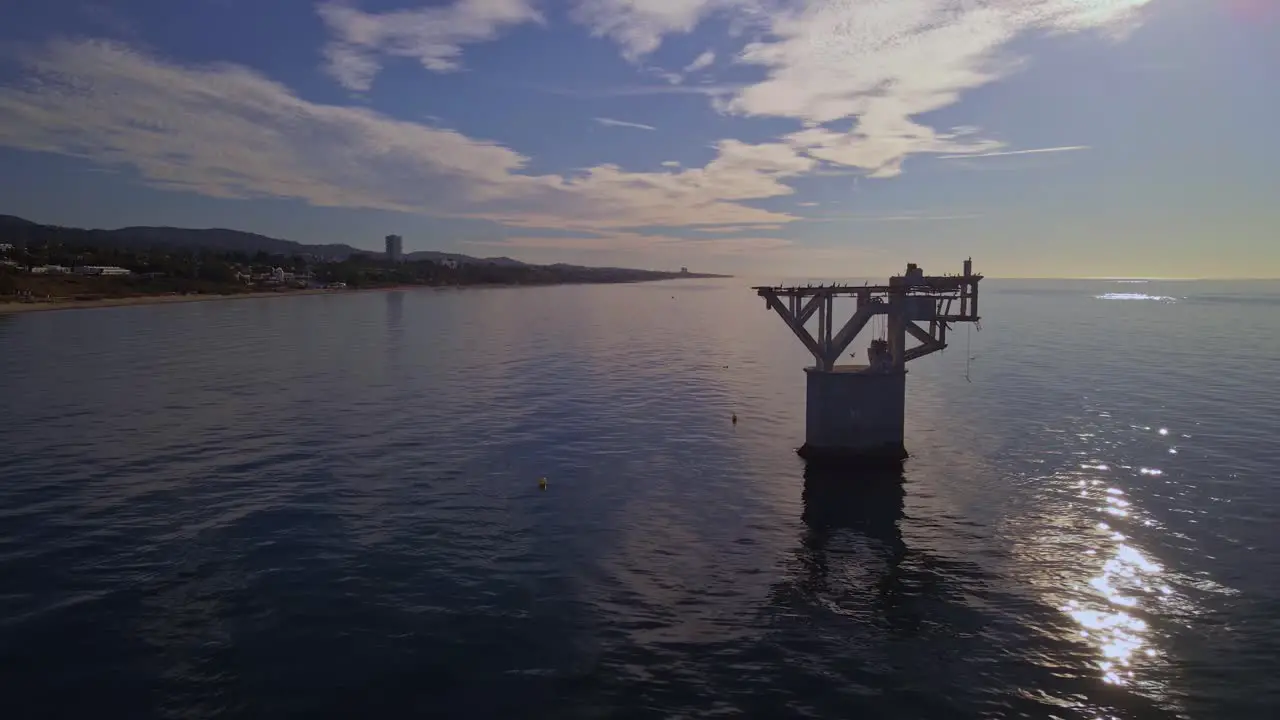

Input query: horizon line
[740,275,1279,282]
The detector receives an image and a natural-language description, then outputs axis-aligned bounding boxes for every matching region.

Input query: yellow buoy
[538,477,547,490]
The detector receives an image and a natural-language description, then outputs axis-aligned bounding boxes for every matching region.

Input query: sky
[0,0,1276,278]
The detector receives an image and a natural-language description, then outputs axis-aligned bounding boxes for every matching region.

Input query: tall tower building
[385,234,403,263]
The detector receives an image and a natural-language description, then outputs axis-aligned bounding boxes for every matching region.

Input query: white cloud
[484,137,815,230]
[318,0,541,90]
[313,0,1151,192]
[723,0,1153,176]
[657,70,686,85]
[594,116,657,131]
[0,39,805,244]
[684,50,716,73]
[690,223,786,233]
[661,160,681,167]
[809,213,983,222]
[642,49,718,87]
[569,0,744,61]
[477,232,791,254]
[533,82,746,99]
[0,0,1156,267]
[572,0,1151,178]
[936,145,1090,159]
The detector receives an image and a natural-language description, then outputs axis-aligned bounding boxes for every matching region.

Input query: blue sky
[0,0,1276,277]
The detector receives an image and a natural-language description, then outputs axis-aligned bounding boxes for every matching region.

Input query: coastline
[0,286,396,316]
[0,277,727,316]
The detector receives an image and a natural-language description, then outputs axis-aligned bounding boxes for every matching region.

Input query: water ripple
[1,280,1277,718]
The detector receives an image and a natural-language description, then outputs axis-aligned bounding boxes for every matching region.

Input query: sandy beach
[0,275,725,316]
[0,280,667,316]
[0,287,363,316]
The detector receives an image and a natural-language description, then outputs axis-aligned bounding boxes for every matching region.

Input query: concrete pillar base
[797,442,909,464]
[801,367,908,462]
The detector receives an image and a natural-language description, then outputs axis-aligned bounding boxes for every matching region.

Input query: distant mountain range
[0,214,673,273]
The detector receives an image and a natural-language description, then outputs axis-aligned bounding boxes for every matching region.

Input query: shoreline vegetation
[0,215,731,315]
[0,278,718,316]
[0,286,352,315]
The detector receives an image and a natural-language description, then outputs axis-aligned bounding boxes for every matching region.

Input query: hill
[0,215,546,268]
[0,214,729,279]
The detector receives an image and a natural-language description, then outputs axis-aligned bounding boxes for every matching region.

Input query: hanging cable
[964,323,973,383]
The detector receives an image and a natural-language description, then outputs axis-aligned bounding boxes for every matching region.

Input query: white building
[442,258,458,269]
[75,266,131,276]
[385,234,403,263]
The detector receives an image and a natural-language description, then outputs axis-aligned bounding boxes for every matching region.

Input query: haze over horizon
[1,0,1276,279]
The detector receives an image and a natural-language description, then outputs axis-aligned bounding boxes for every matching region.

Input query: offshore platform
[754,259,982,462]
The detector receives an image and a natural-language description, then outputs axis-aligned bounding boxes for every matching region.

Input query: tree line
[1,228,712,297]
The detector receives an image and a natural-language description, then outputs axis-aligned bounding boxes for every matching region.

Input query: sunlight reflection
[1064,562,1158,685]
[1095,292,1177,302]
[1062,477,1169,688]
[1024,407,1202,711]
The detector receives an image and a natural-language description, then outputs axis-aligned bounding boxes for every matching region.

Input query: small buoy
[731,413,738,425]
[538,477,547,490]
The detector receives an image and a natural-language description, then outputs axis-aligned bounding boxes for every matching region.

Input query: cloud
[727,0,1151,176]
[651,68,686,85]
[538,82,745,98]
[481,137,815,230]
[690,223,786,233]
[684,50,716,73]
[0,39,806,245]
[0,0,1157,266]
[573,0,1152,179]
[318,0,542,90]
[476,232,791,254]
[568,0,742,62]
[808,213,984,223]
[594,116,657,131]
[471,230,901,277]
[935,145,1090,160]
[0,39,530,207]
[646,48,718,85]
[661,160,681,167]
[466,229,821,273]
